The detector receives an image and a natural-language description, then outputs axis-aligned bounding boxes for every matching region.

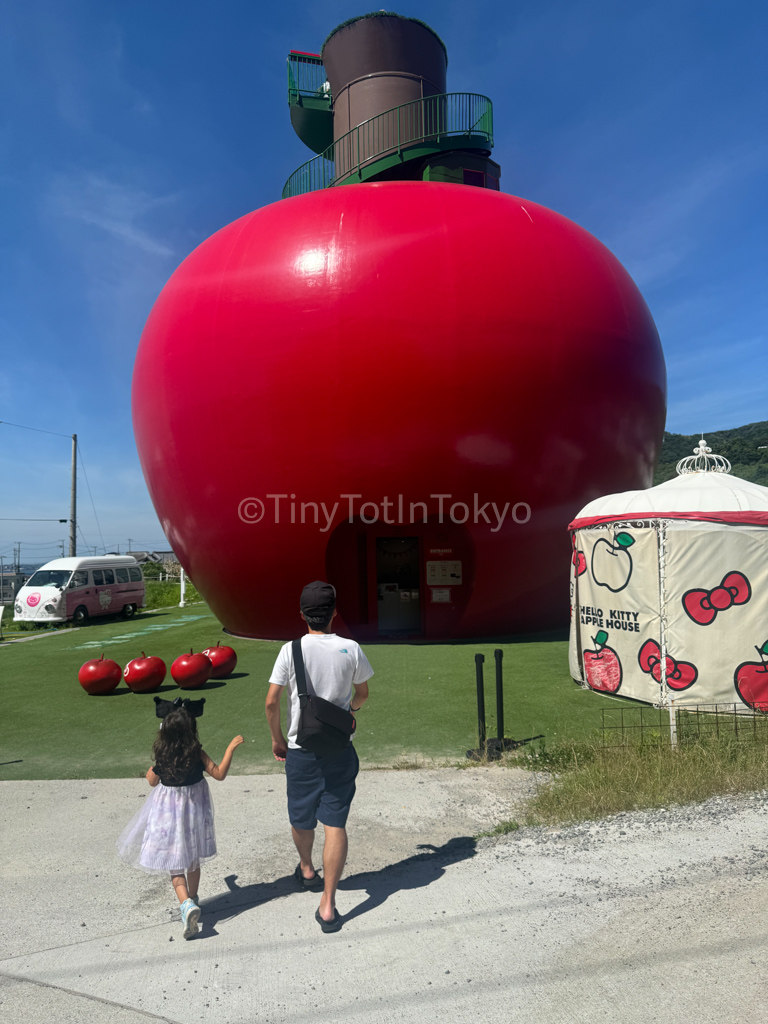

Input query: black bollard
[475,653,486,751]
[494,648,504,743]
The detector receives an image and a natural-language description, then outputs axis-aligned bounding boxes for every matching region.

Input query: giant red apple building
[133,13,666,641]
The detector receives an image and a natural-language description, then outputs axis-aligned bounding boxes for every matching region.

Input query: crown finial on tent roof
[675,438,732,476]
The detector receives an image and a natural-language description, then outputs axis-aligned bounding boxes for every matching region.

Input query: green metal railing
[287,53,328,104]
[282,92,493,199]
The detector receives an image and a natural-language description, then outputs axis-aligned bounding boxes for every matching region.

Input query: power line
[0,539,74,547]
[76,442,106,554]
[0,420,71,439]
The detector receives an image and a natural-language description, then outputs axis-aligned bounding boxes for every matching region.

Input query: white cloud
[666,380,768,434]
[41,169,182,384]
[599,149,765,288]
[46,172,176,258]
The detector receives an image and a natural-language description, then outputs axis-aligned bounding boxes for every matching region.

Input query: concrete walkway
[2,770,766,1023]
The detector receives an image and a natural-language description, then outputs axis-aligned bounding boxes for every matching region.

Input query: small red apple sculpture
[591,533,635,593]
[124,652,167,693]
[734,640,768,711]
[172,649,212,689]
[584,630,623,693]
[78,654,122,695]
[201,642,237,678]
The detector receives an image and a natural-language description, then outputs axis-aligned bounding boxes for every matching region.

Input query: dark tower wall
[322,16,448,143]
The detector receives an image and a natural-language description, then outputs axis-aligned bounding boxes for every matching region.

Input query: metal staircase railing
[287,52,328,105]
[282,92,493,199]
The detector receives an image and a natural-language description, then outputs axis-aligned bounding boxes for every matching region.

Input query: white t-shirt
[269,633,374,749]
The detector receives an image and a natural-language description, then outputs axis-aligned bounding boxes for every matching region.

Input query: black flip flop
[294,863,322,890]
[315,908,342,933]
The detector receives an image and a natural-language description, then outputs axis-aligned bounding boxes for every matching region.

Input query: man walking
[265,581,373,932]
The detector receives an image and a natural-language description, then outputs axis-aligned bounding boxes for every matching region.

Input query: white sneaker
[180,898,201,939]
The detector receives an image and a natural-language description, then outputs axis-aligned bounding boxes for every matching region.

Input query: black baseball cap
[300,581,336,618]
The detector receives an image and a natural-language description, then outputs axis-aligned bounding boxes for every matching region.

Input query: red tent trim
[569,510,768,530]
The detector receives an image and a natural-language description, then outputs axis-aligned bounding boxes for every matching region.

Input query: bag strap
[292,638,309,708]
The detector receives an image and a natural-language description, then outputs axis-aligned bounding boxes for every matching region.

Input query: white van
[14,556,146,626]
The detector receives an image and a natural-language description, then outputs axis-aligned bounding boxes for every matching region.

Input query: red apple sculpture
[591,533,635,593]
[202,642,237,678]
[132,184,666,641]
[78,654,122,695]
[583,630,623,693]
[171,650,212,690]
[734,640,768,711]
[124,652,167,693]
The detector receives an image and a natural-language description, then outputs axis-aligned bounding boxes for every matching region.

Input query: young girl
[117,705,244,939]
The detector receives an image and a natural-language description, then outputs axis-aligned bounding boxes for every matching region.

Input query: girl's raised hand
[229,735,245,749]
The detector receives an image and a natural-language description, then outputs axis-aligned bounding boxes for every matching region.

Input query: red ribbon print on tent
[682,571,751,626]
[638,639,698,691]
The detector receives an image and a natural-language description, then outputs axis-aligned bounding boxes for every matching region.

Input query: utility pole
[69,434,77,557]
[128,538,133,552]
[59,540,65,557]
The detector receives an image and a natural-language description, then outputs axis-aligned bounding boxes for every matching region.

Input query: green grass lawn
[1,604,621,780]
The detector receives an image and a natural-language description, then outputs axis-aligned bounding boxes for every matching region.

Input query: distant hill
[654,420,768,486]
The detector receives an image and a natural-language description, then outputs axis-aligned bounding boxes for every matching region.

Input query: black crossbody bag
[292,639,356,759]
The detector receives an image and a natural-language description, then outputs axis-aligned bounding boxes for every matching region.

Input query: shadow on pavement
[198,872,297,936]
[198,837,477,936]
[338,837,477,924]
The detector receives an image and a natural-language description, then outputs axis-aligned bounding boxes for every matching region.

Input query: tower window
[463,169,485,188]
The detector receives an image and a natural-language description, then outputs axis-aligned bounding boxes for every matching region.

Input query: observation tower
[284,16,499,196]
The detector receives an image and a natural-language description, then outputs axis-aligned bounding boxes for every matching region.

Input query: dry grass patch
[490,737,768,830]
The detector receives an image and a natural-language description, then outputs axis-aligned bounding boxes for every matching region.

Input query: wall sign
[431,588,451,603]
[426,560,463,586]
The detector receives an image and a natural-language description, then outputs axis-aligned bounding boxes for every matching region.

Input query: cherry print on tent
[734,640,768,711]
[590,532,635,593]
[638,638,698,691]
[583,629,623,693]
[682,571,751,626]
[571,534,586,577]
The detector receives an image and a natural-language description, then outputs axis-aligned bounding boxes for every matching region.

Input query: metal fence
[282,92,493,199]
[599,703,768,749]
[287,53,327,100]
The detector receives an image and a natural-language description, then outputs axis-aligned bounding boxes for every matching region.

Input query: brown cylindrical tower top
[322,14,448,143]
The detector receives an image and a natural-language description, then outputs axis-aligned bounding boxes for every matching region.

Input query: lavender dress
[116,759,216,873]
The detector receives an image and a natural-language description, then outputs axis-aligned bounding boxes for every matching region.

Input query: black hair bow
[153,695,206,719]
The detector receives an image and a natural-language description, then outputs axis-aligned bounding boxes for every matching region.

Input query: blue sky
[1,0,766,562]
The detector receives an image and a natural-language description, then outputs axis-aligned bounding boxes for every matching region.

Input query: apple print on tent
[734,639,768,711]
[571,534,586,577]
[683,570,751,626]
[638,638,698,691]
[584,629,623,693]
[591,532,635,593]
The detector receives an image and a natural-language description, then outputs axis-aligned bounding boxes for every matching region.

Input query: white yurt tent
[568,440,768,712]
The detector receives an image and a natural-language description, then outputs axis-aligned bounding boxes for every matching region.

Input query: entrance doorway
[376,536,421,635]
